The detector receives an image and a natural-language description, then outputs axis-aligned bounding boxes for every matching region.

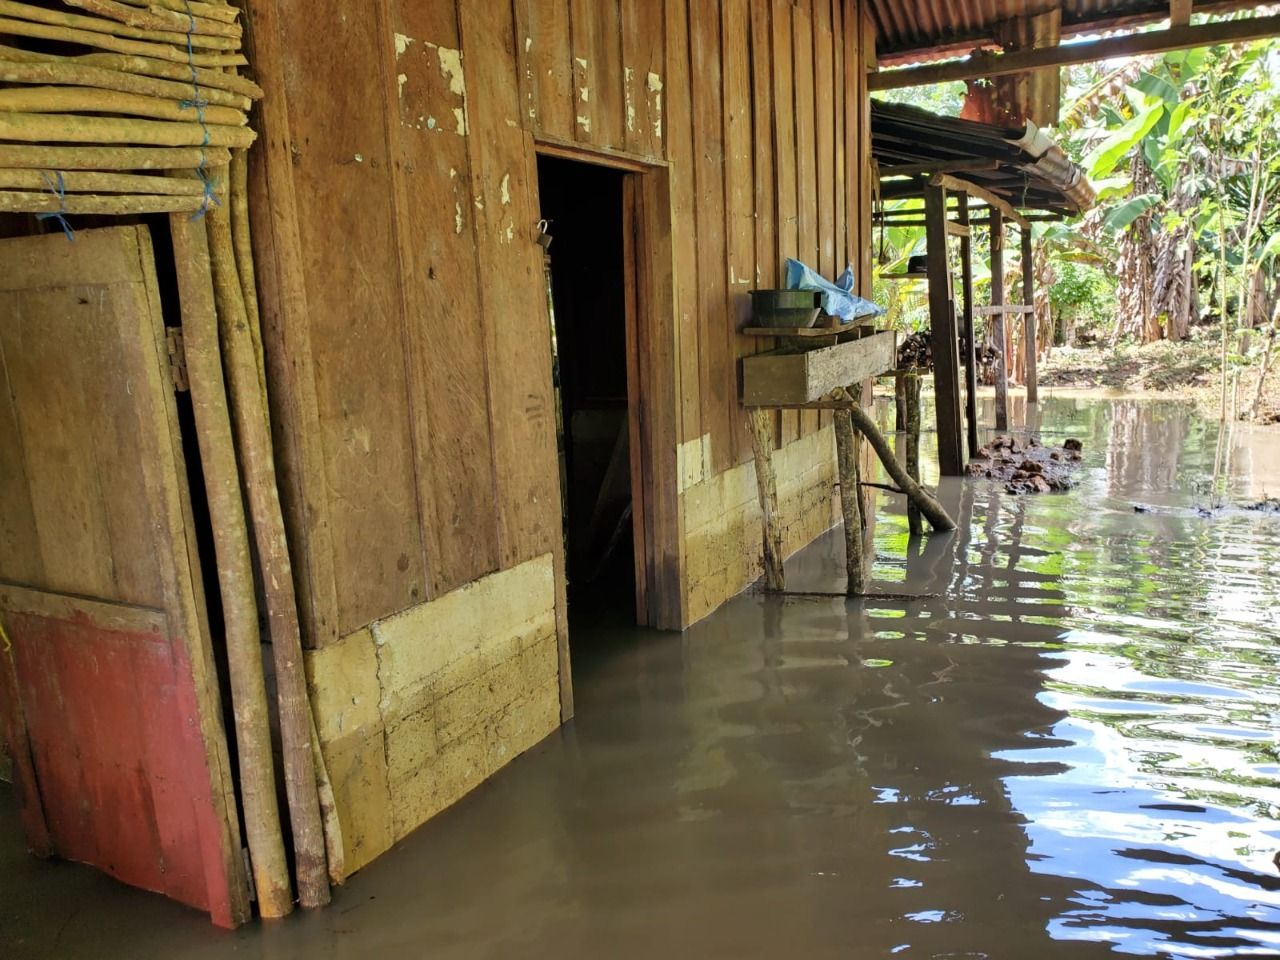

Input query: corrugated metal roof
[872,101,1096,214]
[870,0,1268,63]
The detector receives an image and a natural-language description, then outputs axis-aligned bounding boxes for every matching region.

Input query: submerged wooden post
[834,407,867,595]
[171,211,294,919]
[748,409,785,591]
[904,372,923,537]
[990,206,1009,431]
[1022,225,1039,404]
[924,182,964,475]
[958,193,979,459]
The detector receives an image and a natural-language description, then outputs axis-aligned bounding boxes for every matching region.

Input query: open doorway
[536,155,640,632]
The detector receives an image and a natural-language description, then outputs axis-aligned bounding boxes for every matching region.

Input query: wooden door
[0,226,248,927]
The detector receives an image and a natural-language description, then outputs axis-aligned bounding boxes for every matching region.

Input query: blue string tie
[182,0,219,220]
[36,171,74,242]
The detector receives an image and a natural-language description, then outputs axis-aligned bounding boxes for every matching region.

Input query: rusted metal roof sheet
[870,0,1266,63]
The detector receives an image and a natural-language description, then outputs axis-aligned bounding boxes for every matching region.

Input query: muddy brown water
[2,395,1278,959]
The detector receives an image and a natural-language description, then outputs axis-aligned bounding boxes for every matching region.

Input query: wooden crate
[741,330,896,406]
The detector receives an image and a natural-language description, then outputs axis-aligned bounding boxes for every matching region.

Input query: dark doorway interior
[536,155,638,633]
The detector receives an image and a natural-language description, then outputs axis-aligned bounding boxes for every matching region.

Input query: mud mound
[966,435,1084,494]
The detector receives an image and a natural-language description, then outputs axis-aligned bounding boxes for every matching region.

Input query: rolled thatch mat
[0,112,256,147]
[0,86,247,125]
[63,0,241,38]
[0,17,247,67]
[0,59,252,110]
[0,143,231,169]
[0,1,241,50]
[118,0,239,25]
[0,188,213,213]
[0,167,209,194]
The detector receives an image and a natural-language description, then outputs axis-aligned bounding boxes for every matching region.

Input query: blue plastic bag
[784,259,884,323]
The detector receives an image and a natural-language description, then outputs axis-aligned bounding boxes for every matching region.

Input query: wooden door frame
[533,139,686,630]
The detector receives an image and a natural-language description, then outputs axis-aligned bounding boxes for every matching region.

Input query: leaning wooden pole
[206,199,330,909]
[834,408,867,596]
[170,210,293,918]
[833,388,957,533]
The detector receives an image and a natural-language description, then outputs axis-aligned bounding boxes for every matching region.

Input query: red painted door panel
[0,227,248,926]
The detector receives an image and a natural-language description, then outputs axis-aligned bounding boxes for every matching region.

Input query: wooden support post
[990,206,1009,431]
[957,193,978,459]
[833,388,957,533]
[904,371,923,537]
[834,407,866,596]
[894,371,906,431]
[924,183,964,475]
[1022,225,1039,404]
[748,409,785,591]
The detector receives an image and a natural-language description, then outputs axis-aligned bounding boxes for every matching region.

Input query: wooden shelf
[881,271,927,280]
[742,331,897,406]
[742,323,867,338]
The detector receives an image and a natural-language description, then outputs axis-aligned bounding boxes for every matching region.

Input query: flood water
[2,395,1278,959]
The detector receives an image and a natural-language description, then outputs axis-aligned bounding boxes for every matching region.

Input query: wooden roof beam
[870,13,1280,90]
[931,174,1030,229]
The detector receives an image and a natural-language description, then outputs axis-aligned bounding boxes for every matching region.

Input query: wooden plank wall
[245,0,873,642]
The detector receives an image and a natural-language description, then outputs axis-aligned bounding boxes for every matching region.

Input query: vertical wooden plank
[990,206,1009,431]
[858,4,875,296]
[792,4,819,438]
[621,0,666,160]
[0,325,42,587]
[458,0,562,569]
[636,166,689,630]
[666,0,701,447]
[723,0,753,467]
[277,0,425,634]
[240,0,341,648]
[570,0,624,148]
[749,0,780,448]
[690,0,731,474]
[771,0,799,447]
[814,26,835,282]
[622,177,650,624]
[515,0,575,140]
[1022,225,1039,404]
[832,0,846,273]
[384,1,501,597]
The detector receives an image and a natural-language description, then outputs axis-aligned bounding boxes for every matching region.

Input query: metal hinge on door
[166,327,189,393]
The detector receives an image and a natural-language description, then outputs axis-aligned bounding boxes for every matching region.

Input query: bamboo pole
[77,51,262,98]
[0,143,230,168]
[206,200,331,910]
[747,409,784,591]
[118,0,240,23]
[0,112,255,147]
[0,167,207,193]
[0,86,246,125]
[832,388,957,533]
[0,18,247,66]
[0,188,210,213]
[834,409,867,596]
[0,1,240,48]
[169,209,294,920]
[62,0,242,38]
[0,59,251,109]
